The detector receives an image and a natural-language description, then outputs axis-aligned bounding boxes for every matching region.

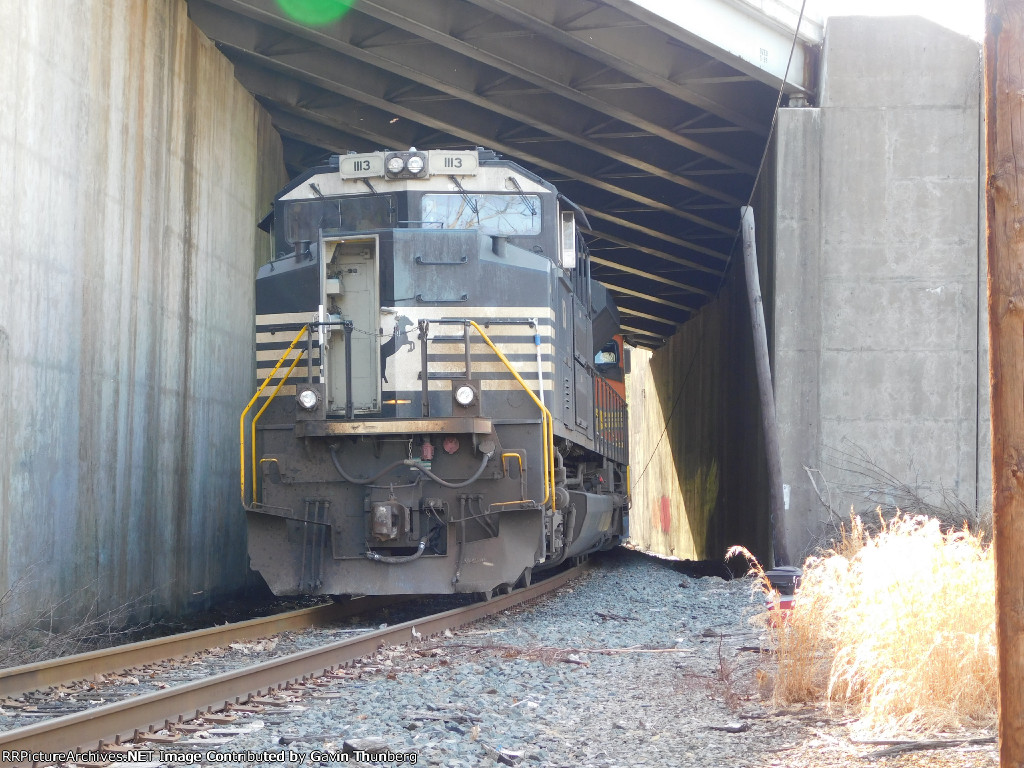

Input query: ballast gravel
[0,597,481,733]
[156,548,770,767]
[73,549,1000,768]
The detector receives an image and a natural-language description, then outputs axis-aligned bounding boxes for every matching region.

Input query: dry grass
[803,445,989,555]
[738,513,997,735]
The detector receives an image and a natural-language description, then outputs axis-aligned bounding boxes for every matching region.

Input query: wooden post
[740,206,789,567]
[986,2,1024,764]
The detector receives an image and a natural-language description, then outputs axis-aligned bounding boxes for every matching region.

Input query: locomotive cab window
[421,193,541,236]
[278,195,394,258]
[559,210,577,270]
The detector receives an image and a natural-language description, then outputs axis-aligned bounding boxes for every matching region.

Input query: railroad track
[0,597,408,700]
[0,565,584,764]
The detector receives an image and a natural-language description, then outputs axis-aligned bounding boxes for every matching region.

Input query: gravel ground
[0,597,480,732]
[15,548,1000,767]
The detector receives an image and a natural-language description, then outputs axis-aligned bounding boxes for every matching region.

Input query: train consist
[240,148,629,597]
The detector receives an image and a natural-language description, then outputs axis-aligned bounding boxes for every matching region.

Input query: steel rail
[0,565,584,762]
[0,597,404,699]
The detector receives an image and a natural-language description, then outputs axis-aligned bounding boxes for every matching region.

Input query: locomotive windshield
[421,193,541,236]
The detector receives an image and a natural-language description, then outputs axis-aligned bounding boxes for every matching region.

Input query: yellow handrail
[239,325,309,506]
[501,452,523,475]
[467,321,555,511]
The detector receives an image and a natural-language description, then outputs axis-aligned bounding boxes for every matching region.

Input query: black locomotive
[241,148,629,597]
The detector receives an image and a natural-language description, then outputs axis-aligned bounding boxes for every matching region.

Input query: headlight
[297,388,320,411]
[454,385,476,407]
[386,155,406,174]
[406,155,424,174]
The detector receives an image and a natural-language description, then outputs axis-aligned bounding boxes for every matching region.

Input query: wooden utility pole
[740,206,789,567]
[986,2,1024,765]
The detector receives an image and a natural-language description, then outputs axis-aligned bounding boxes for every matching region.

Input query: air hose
[330,445,493,489]
[365,540,427,564]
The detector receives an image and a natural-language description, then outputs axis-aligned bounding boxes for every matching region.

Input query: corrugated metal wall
[0,0,285,626]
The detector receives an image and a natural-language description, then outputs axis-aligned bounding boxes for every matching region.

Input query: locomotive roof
[260,148,585,231]
[277,148,555,200]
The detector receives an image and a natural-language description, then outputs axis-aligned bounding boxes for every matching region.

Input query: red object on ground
[766,594,795,626]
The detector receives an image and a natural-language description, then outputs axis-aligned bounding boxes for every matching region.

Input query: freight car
[240,148,629,597]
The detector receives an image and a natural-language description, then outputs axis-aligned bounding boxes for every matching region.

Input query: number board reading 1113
[338,150,479,179]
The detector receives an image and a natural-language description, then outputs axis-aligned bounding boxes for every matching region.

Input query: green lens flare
[275,0,355,26]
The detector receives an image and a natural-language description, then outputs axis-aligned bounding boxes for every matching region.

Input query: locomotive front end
[241,148,629,597]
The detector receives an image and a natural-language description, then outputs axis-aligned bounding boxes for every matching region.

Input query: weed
[0,570,155,667]
[717,634,741,711]
[738,514,996,735]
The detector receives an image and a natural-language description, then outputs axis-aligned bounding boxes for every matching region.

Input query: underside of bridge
[186,0,818,347]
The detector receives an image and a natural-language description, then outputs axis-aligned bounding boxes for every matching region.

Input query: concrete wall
[773,16,987,559]
[0,0,285,626]
[627,189,776,563]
